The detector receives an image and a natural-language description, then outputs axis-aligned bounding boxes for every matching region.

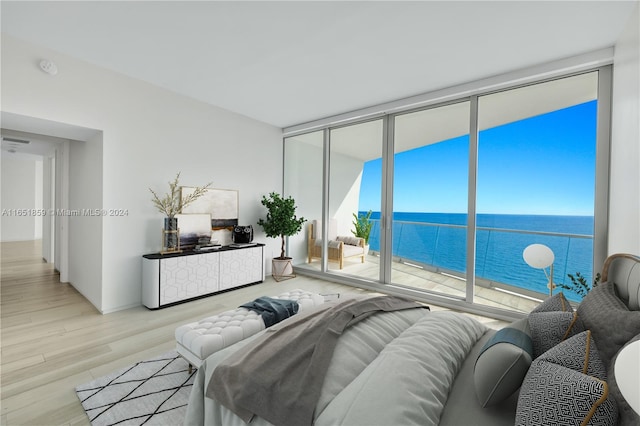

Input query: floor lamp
[523,243,555,297]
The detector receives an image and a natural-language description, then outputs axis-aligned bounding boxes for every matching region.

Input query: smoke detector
[39,59,58,76]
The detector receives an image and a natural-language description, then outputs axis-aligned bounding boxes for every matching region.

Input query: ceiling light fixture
[39,59,58,76]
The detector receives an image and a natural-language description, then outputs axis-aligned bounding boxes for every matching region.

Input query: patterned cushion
[474,318,533,407]
[515,332,618,426]
[528,311,585,358]
[531,292,573,313]
[577,282,640,369]
[538,331,606,380]
[515,360,618,425]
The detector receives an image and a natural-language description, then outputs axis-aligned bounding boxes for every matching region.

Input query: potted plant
[149,172,211,252]
[352,210,373,255]
[257,192,306,280]
[557,271,601,299]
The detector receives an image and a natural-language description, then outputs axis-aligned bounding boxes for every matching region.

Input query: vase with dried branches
[149,172,212,252]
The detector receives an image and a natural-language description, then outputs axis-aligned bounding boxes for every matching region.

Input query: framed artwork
[176,213,212,248]
[181,187,239,245]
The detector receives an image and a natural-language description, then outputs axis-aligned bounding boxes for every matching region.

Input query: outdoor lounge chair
[307,219,365,269]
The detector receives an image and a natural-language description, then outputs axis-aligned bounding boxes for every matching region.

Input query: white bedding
[184,308,487,426]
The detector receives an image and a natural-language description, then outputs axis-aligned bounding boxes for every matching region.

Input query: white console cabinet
[142,244,264,309]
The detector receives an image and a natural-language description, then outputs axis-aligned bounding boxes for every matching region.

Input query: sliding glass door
[475,72,600,308]
[389,102,470,298]
[326,119,383,279]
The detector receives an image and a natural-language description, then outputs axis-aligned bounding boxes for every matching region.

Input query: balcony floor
[298,253,540,314]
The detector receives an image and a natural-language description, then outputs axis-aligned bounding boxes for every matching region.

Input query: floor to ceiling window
[389,102,470,299]
[475,72,600,306]
[283,66,610,317]
[327,119,383,279]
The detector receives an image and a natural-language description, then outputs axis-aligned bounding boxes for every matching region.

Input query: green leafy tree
[351,210,373,244]
[257,192,306,259]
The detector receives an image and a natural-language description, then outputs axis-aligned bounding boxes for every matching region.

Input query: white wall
[610,4,640,255]
[1,35,283,313]
[68,135,104,308]
[42,155,55,263]
[0,153,43,242]
[34,156,43,239]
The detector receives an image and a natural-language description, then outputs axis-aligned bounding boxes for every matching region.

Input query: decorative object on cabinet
[161,217,180,254]
[181,187,239,245]
[232,225,253,244]
[149,172,212,253]
[142,244,265,309]
[176,213,212,249]
[257,192,306,281]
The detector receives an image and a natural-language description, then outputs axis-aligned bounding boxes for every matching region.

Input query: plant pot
[363,244,370,257]
[272,257,295,282]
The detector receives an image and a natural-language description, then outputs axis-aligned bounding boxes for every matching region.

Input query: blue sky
[359,100,598,216]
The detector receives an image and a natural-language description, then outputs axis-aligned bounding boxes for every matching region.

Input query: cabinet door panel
[160,252,220,305]
[219,247,264,290]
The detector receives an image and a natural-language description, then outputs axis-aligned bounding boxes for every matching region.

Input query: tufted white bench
[175,289,325,370]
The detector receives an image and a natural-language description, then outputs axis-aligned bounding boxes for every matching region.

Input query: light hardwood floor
[0,240,506,425]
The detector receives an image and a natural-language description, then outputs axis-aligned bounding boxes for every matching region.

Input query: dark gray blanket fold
[240,296,299,327]
[207,295,428,426]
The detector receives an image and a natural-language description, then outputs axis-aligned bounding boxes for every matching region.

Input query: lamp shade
[523,244,554,269]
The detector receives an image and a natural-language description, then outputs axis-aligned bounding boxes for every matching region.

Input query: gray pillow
[528,311,585,358]
[336,236,362,246]
[531,292,573,313]
[515,332,618,426]
[474,318,533,407]
[577,282,640,369]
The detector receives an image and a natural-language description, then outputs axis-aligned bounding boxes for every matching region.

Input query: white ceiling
[0,1,637,130]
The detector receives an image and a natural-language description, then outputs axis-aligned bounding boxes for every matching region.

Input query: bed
[184,253,640,426]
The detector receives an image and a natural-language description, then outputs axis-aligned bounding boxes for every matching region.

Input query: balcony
[300,218,595,314]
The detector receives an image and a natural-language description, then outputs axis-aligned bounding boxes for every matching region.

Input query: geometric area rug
[75,351,196,426]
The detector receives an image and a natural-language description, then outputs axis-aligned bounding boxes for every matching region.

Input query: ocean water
[365,212,595,301]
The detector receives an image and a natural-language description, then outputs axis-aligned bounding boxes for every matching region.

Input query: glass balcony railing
[367,218,594,302]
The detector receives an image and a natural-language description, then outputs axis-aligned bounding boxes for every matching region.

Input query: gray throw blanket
[240,296,299,327]
[207,295,428,426]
